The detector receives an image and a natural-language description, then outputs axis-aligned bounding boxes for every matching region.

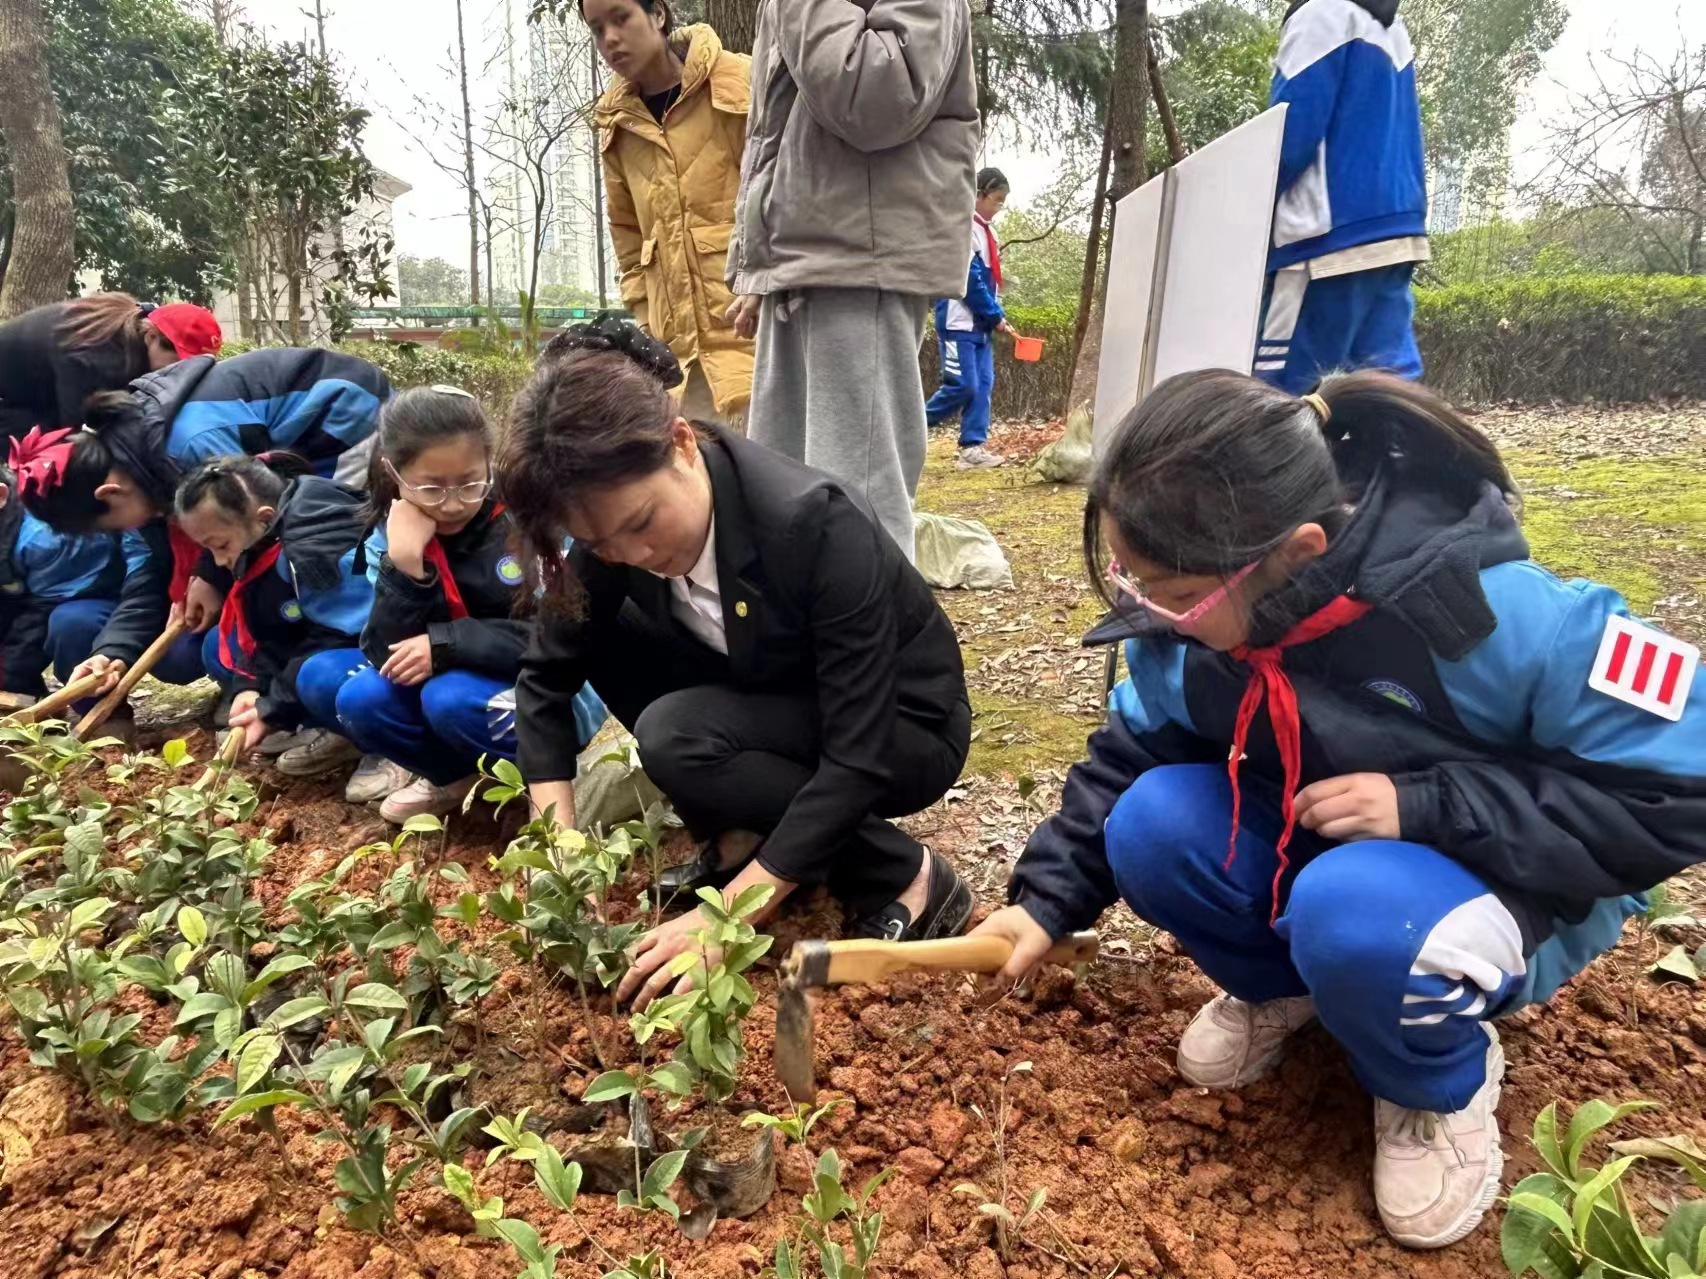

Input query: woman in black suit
[504,320,974,1008]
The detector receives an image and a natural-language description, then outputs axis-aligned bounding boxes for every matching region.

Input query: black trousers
[629,685,970,918]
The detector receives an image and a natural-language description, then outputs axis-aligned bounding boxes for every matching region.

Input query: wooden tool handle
[73,619,188,740]
[7,673,102,725]
[815,930,1101,986]
[194,729,245,787]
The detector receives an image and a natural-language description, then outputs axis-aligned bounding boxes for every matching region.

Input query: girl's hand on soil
[973,904,1056,987]
[72,654,126,695]
[726,294,761,340]
[1295,773,1400,842]
[385,499,440,579]
[380,635,434,687]
[181,575,223,632]
[619,908,721,1012]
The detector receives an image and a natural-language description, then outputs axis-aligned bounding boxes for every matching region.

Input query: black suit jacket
[517,427,968,863]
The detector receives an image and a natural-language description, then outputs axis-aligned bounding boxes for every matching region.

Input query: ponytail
[1083,368,1512,609]
[176,453,309,524]
[57,293,152,379]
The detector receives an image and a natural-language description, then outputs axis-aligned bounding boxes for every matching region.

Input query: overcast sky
[235,0,1706,266]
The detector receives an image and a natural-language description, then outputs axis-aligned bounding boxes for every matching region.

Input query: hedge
[918,301,1079,423]
[1413,275,1706,404]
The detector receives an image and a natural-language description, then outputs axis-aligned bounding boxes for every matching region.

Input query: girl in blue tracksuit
[926,167,1013,470]
[294,386,606,821]
[174,457,374,756]
[18,348,389,720]
[975,370,1706,1252]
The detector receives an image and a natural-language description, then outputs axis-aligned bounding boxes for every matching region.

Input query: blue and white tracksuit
[0,511,201,696]
[926,218,1004,448]
[1009,471,1706,1113]
[203,478,375,732]
[295,505,606,786]
[1255,0,1428,393]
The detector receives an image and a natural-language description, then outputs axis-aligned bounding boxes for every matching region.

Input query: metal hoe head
[774,978,817,1102]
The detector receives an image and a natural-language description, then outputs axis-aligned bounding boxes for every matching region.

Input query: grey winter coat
[727,0,981,301]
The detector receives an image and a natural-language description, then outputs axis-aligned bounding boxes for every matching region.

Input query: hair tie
[8,426,78,498]
[428,384,478,400]
[1301,392,1331,424]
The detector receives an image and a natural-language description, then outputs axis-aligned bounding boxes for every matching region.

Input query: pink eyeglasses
[1106,559,1260,629]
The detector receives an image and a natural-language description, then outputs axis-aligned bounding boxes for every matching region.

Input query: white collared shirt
[665,519,727,655]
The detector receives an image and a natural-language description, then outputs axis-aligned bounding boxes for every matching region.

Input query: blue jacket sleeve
[254,549,374,728]
[1270,15,1350,194]
[965,253,1005,332]
[1007,641,1220,938]
[1398,575,1706,907]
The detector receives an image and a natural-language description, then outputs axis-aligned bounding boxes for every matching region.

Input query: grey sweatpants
[747,287,929,561]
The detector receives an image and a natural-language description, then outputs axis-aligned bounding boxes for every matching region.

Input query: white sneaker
[1176,992,1317,1089]
[955,445,1005,470]
[274,729,363,778]
[255,728,307,759]
[1374,1026,1505,1249]
[345,755,414,804]
[380,775,476,824]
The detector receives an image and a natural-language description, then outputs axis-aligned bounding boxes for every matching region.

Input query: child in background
[0,460,145,699]
[974,369,1706,1250]
[294,386,607,820]
[926,167,1014,471]
[174,458,373,757]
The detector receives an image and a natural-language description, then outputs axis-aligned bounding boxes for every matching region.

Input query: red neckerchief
[217,543,284,679]
[167,520,201,604]
[416,502,506,623]
[975,213,1002,291]
[1225,595,1374,924]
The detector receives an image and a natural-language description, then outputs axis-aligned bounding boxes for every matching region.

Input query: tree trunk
[591,38,609,309]
[1069,103,1116,378]
[0,0,75,318]
[457,0,481,308]
[1108,0,1150,205]
[705,0,759,54]
[975,0,995,127]
[1149,34,1185,166]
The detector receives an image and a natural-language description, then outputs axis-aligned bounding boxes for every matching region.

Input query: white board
[1092,106,1288,460]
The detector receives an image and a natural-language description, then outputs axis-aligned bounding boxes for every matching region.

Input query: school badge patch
[280,599,304,622]
[1364,679,1423,714]
[496,555,524,586]
[1589,614,1697,722]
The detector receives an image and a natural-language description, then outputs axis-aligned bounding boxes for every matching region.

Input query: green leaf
[773,1238,800,1279]
[244,953,315,1002]
[642,1149,689,1201]
[727,883,775,919]
[1658,1202,1706,1273]
[214,1004,244,1048]
[177,905,208,948]
[402,814,445,836]
[213,1089,312,1129]
[1567,1101,1660,1178]
[437,862,470,885]
[175,992,232,1026]
[68,896,114,935]
[162,738,192,768]
[442,1161,477,1207]
[1652,945,1700,984]
[265,996,330,1030]
[583,1071,638,1103]
[1533,1102,1568,1179]
[647,1062,694,1097]
[494,1218,546,1265]
[236,1031,282,1094]
[344,982,408,1014]
[1611,1135,1706,1193]
[1503,1174,1578,1275]
[1509,1192,1578,1250]
[366,920,415,952]
[535,1145,583,1212]
[1572,1157,1639,1243]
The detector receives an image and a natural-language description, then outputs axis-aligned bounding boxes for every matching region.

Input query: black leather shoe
[852,849,974,942]
[650,842,742,906]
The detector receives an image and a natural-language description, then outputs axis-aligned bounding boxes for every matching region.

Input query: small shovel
[774,930,1100,1101]
[3,674,103,726]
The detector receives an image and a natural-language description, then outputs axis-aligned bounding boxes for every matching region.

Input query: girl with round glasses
[293,386,607,819]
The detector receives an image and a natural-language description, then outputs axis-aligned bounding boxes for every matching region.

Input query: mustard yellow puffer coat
[599,25,753,416]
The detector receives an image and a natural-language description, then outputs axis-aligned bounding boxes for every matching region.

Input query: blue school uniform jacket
[1268,0,1427,271]
[217,477,374,730]
[90,348,390,670]
[359,500,532,680]
[933,221,1004,340]
[1010,466,1706,1005]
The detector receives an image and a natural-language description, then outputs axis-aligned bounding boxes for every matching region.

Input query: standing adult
[926,166,1014,470]
[1255,0,1428,394]
[726,0,980,560]
[0,293,222,441]
[585,0,754,427]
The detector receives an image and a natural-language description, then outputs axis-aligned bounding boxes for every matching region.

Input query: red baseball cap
[147,303,223,359]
